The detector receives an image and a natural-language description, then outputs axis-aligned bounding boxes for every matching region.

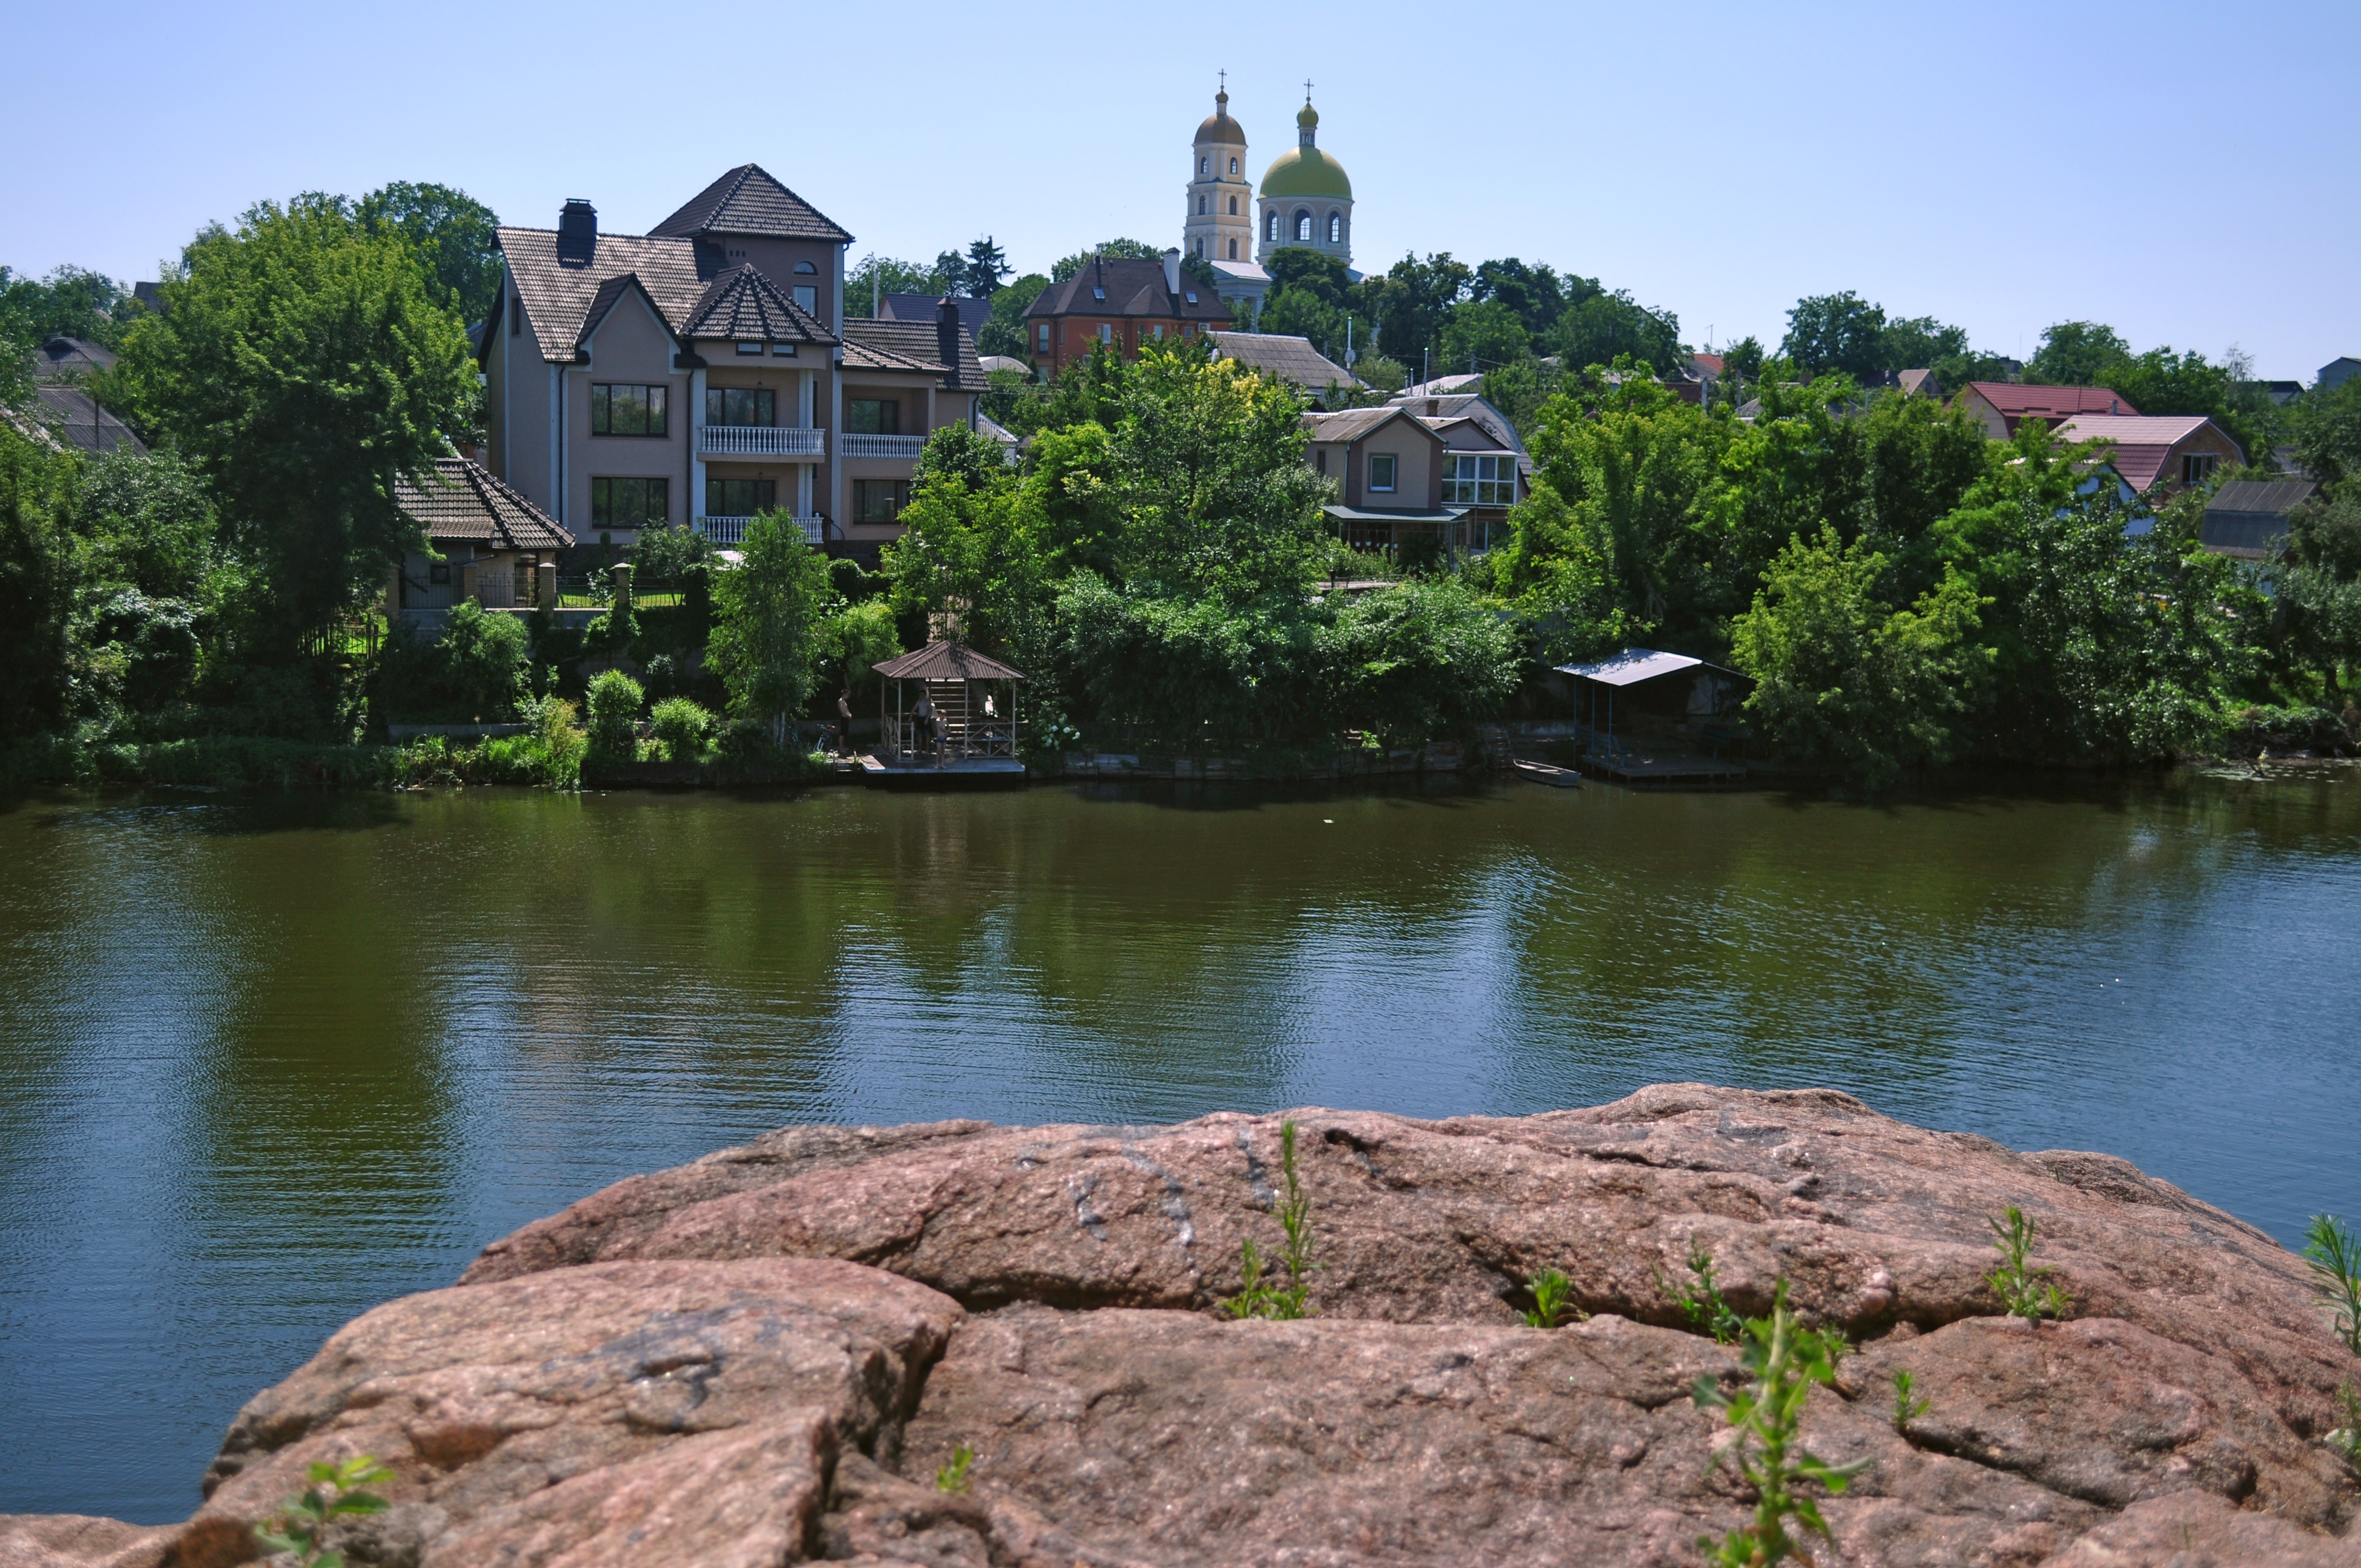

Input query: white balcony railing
[839,433,926,460]
[699,515,825,546]
[698,424,825,457]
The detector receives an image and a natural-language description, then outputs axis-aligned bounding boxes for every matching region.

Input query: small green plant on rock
[1220,1120,1317,1321]
[1523,1266,1586,1329]
[935,1443,974,1494]
[2304,1215,2361,1355]
[2325,1384,2361,1474]
[1671,1238,1743,1344]
[1890,1369,1930,1434]
[1986,1205,2072,1321]
[253,1455,391,1568]
[1693,1281,1868,1567]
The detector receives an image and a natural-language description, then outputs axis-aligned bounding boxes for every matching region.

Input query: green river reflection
[1,774,2357,1521]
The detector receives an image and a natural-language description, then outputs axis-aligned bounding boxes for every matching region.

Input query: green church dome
[1260,146,1352,201]
[1261,98,1351,200]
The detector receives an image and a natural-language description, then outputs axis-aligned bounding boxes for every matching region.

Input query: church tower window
[1230,156,1238,175]
[1328,213,1341,243]
[1294,210,1312,242]
[1228,196,1237,215]
[1227,238,1237,260]
[1266,211,1279,242]
[1199,156,1208,176]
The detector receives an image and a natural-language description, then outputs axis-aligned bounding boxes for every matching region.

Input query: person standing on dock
[836,688,854,756]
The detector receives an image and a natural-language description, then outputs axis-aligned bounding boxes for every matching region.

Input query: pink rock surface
[8,1088,2358,1567]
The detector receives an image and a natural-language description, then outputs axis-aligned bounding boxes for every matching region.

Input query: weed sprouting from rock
[935,1443,975,1494]
[1986,1205,2072,1321]
[1221,1120,1317,1320]
[1890,1369,1930,1434]
[2304,1215,2361,1356]
[1670,1238,1743,1344]
[254,1455,391,1568]
[2326,1384,2361,1474]
[1693,1281,1868,1567]
[1523,1266,1585,1329]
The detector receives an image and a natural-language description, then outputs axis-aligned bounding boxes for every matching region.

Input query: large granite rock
[7,1087,2358,1567]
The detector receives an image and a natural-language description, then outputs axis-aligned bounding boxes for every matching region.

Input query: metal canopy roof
[1321,503,1468,525]
[873,643,1027,682]
[1555,647,1740,687]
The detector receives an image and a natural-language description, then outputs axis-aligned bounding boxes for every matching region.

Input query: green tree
[1439,299,1529,377]
[706,512,836,738]
[2025,320,2133,386]
[114,193,476,645]
[1721,336,1765,382]
[978,273,1049,358]
[844,254,950,316]
[1051,239,1165,283]
[1781,291,1887,379]
[2292,375,2361,493]
[0,264,138,352]
[1351,253,1472,379]
[962,237,1012,297]
[357,182,503,326]
[1552,288,1680,375]
[0,424,79,737]
[1468,258,1568,340]
[1729,524,1987,788]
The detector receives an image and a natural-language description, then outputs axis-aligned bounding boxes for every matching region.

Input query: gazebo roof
[873,643,1027,682]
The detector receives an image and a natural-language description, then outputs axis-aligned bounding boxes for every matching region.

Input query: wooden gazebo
[868,642,1026,776]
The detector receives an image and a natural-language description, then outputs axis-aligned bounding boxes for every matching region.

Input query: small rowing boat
[1510,758,1582,788]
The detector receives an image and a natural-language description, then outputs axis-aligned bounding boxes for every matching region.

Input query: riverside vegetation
[8,195,2361,793]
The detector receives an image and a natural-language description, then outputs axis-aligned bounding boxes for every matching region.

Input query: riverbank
[9,1087,2357,1568]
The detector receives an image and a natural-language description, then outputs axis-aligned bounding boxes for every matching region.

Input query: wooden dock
[1579,751,1747,790]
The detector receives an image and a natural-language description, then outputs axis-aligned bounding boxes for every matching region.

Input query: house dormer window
[1092,287,1106,300]
[1185,291,1198,304]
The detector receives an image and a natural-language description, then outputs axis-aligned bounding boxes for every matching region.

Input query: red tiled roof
[1963,382,2139,422]
[2052,414,2235,492]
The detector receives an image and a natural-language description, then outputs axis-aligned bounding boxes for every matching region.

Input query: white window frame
[1368,453,1397,493]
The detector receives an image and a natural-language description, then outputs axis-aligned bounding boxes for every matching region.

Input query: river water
[2,773,2357,1521]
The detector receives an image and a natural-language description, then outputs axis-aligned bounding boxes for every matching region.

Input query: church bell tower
[1184,78,1253,266]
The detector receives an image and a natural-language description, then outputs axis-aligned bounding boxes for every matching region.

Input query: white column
[689,366,708,527]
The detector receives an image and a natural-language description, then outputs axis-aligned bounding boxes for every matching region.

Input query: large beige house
[483,165,987,562]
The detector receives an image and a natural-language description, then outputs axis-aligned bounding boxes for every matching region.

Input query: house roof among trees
[874,642,1027,681]
[1025,257,1231,322]
[651,164,852,244]
[31,385,145,454]
[1301,406,1429,445]
[2206,478,2318,516]
[681,264,836,344]
[879,292,991,342]
[2052,414,2240,491]
[1963,382,2139,422]
[1207,331,1357,391]
[841,317,987,390]
[395,456,575,551]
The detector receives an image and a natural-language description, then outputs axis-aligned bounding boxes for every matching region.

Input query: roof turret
[1195,86,1245,146]
[1259,95,1351,201]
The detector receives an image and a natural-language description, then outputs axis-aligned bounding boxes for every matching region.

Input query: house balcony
[698,515,826,547]
[839,433,926,460]
[698,424,825,458]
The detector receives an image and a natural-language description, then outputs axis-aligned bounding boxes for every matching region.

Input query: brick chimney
[557,199,596,265]
[937,295,962,375]
[1162,248,1182,297]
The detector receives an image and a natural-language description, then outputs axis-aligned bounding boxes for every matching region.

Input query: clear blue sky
[6,0,2354,380]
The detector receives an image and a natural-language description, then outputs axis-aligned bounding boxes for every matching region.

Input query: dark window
[2182,453,2218,484]
[1315,448,1328,475]
[1328,213,1342,243]
[591,476,668,527]
[793,286,817,313]
[847,399,901,435]
[1037,323,1051,350]
[736,341,764,355]
[1368,453,1397,492]
[704,478,776,515]
[705,388,776,427]
[510,295,520,335]
[429,561,451,584]
[852,479,911,522]
[1265,211,1279,242]
[1295,210,1312,242]
[590,383,667,437]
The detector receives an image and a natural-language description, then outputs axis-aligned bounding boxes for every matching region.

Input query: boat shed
[1554,648,1750,787]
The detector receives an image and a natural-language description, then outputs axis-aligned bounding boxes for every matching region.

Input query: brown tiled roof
[395,456,574,551]
[874,641,1026,681]
[841,317,987,392]
[1025,257,1231,322]
[498,227,707,363]
[651,164,852,244]
[681,264,836,344]
[1207,331,1357,390]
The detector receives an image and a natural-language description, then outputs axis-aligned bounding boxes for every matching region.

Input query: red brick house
[1022,252,1232,377]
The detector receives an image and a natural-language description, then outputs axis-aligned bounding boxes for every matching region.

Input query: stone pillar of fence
[537,559,558,611]
[458,560,480,605]
[610,562,632,616]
